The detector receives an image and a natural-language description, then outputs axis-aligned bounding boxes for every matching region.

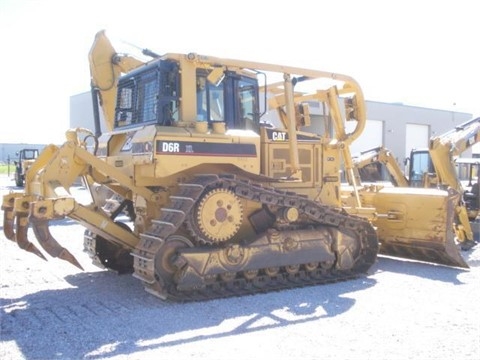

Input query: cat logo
[272,131,287,141]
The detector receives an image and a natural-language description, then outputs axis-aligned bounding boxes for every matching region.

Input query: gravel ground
[0,174,479,360]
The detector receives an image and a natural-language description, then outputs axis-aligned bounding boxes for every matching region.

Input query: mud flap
[372,187,468,268]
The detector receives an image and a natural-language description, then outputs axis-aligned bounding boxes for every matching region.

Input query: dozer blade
[30,217,84,270]
[371,187,469,269]
[15,213,47,261]
[378,234,468,268]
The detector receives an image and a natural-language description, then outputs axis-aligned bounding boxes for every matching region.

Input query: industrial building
[2,91,473,167]
[68,91,474,169]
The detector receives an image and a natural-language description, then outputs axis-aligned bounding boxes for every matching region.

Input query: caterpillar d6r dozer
[1,30,468,301]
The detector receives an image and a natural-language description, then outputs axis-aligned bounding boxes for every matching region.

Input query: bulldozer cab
[114,60,182,128]
[113,60,261,133]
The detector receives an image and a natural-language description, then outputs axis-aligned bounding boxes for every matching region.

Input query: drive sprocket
[188,187,243,244]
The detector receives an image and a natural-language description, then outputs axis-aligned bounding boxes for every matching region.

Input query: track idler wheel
[87,222,134,274]
[154,235,193,289]
[92,239,133,274]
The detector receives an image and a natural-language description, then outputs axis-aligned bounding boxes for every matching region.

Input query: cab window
[196,71,225,122]
[115,60,179,128]
[238,80,257,131]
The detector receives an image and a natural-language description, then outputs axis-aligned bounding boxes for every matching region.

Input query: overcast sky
[0,0,478,144]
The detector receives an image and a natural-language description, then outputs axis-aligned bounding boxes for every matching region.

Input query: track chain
[132,174,378,301]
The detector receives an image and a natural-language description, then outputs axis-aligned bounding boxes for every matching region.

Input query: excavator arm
[427,117,480,246]
[352,146,409,187]
[428,117,480,191]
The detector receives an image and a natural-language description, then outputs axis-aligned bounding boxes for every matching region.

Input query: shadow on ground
[0,270,376,359]
[375,254,472,284]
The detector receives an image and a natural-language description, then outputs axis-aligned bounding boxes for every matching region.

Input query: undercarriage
[86,174,378,301]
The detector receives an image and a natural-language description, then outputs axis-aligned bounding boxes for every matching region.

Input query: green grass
[0,164,13,175]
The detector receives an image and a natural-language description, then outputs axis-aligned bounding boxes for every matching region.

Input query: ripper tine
[15,213,47,261]
[31,218,84,270]
[11,195,47,260]
[3,204,15,241]
[2,193,24,240]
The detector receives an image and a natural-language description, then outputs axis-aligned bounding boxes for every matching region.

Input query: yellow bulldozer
[352,117,480,248]
[1,30,468,301]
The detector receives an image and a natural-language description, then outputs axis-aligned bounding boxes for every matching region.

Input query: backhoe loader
[1,30,468,301]
[13,148,39,187]
[455,157,479,222]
